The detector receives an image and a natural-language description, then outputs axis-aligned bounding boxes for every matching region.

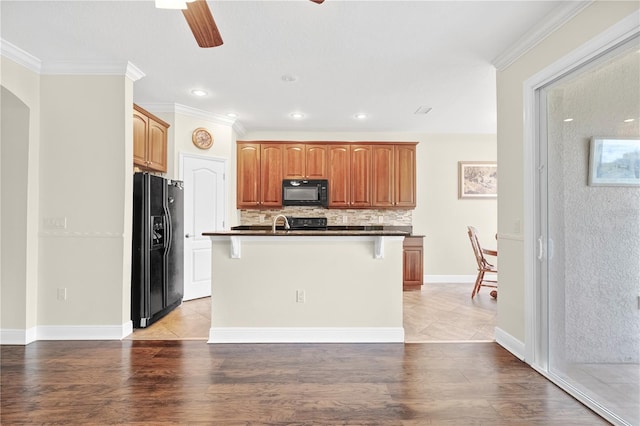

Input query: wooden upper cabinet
[283,143,328,179]
[147,120,168,172]
[372,145,395,207]
[133,104,168,173]
[237,141,416,210]
[305,144,328,179]
[328,145,350,207]
[260,143,283,207]
[283,144,305,179]
[132,110,148,168]
[350,145,372,207]
[237,143,261,208]
[394,144,417,208]
[371,143,417,208]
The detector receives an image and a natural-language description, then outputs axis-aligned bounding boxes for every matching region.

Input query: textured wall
[547,45,640,363]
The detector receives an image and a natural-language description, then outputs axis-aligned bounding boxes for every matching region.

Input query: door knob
[185,233,192,238]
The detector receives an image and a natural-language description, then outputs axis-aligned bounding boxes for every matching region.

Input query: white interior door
[181,154,226,301]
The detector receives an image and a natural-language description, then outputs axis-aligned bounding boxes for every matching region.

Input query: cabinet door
[328,145,350,207]
[147,119,168,173]
[350,145,372,207]
[260,143,283,207]
[237,143,261,208]
[283,144,305,179]
[395,144,416,207]
[306,144,328,179]
[403,236,424,290]
[372,144,395,207]
[133,110,148,169]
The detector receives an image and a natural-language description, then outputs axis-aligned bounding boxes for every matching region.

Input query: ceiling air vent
[414,106,432,115]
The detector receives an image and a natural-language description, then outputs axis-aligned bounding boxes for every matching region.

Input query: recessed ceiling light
[281,74,298,83]
[290,112,305,119]
[227,112,238,118]
[191,89,207,97]
[623,118,635,123]
[563,118,574,122]
[354,113,368,120]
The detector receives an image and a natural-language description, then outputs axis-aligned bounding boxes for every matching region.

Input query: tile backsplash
[239,207,412,226]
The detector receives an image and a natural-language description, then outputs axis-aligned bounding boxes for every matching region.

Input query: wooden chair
[467,226,497,298]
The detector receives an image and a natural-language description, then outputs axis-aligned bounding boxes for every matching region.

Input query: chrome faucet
[272,214,290,233]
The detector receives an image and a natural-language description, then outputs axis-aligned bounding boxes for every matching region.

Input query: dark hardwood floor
[1,340,607,425]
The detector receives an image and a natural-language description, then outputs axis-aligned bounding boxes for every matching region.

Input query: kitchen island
[203,229,408,343]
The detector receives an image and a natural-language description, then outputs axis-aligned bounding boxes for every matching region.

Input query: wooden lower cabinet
[403,236,424,291]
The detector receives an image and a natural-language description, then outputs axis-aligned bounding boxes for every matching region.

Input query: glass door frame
[522,11,639,425]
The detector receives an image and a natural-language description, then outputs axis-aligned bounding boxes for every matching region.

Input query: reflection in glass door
[540,37,639,425]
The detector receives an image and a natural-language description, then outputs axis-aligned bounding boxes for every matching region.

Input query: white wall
[1,88,30,329]
[243,130,497,277]
[418,134,497,276]
[496,1,640,342]
[38,74,133,329]
[210,236,403,341]
[0,57,41,337]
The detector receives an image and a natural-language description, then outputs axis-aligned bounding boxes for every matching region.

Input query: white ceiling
[1,1,568,134]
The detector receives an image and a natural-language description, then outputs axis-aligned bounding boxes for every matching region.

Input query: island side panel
[208,236,403,342]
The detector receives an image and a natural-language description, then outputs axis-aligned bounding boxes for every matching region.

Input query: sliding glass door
[538,36,639,426]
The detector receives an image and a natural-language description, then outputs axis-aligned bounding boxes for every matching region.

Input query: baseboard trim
[1,322,134,344]
[208,327,405,343]
[494,327,525,360]
[37,323,134,341]
[0,327,37,345]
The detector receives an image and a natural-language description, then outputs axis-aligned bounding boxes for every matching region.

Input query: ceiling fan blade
[310,0,325,3]
[182,0,223,48]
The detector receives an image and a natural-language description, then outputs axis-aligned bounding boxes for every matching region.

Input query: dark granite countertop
[203,229,411,237]
[203,225,423,237]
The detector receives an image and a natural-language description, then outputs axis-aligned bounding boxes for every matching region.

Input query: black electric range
[286,217,328,230]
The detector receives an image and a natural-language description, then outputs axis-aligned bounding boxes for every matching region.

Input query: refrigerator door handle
[164,205,172,256]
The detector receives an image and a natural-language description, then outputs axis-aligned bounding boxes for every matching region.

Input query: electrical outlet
[44,217,67,230]
[296,290,305,303]
[342,215,348,224]
[259,214,265,223]
[378,215,384,224]
[57,288,67,301]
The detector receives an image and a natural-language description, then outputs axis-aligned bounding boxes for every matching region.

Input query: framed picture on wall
[588,137,640,186]
[458,161,498,199]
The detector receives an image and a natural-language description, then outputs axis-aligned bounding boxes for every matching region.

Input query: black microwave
[282,179,329,207]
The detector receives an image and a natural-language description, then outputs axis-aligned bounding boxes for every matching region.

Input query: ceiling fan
[158,0,325,48]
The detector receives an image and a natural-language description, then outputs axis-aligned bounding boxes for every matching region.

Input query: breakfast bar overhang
[204,230,407,343]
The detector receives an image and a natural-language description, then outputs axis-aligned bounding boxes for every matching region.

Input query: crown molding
[0,39,145,80]
[175,103,237,127]
[492,1,593,71]
[139,102,244,133]
[0,39,42,73]
[125,62,145,81]
[40,61,140,76]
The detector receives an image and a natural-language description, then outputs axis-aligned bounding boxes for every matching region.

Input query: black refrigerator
[131,172,184,328]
